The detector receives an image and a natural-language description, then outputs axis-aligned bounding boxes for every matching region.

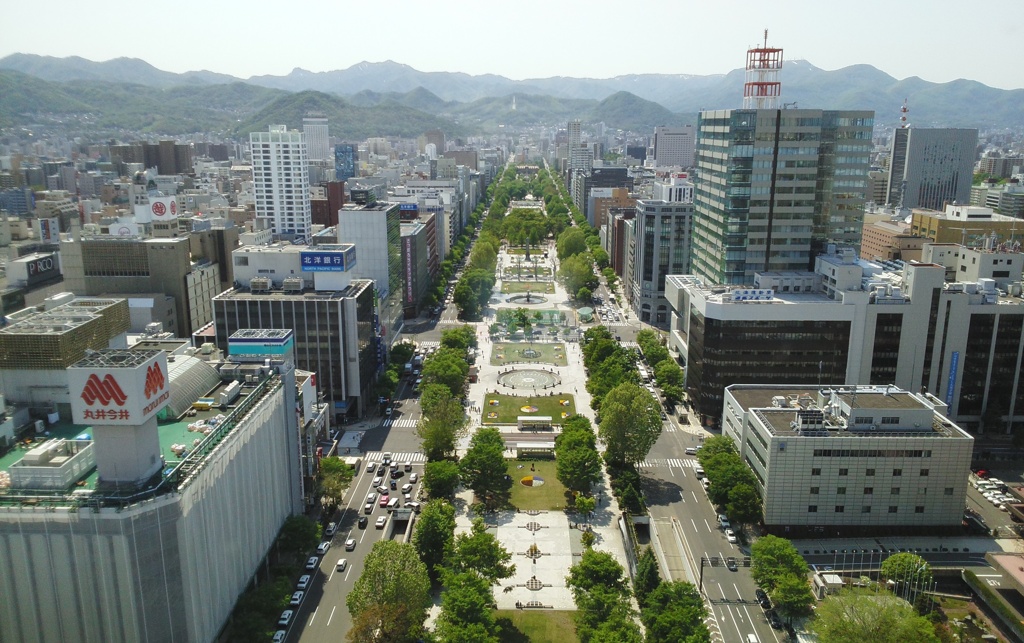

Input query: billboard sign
[37,218,60,244]
[404,237,414,302]
[149,196,178,222]
[946,351,960,405]
[24,252,60,287]
[300,246,355,272]
[68,351,170,426]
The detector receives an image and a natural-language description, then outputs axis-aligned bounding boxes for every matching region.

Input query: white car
[372,477,382,487]
[410,472,419,483]
[316,541,330,554]
[725,529,738,544]
[336,558,348,571]
[401,483,414,494]
[376,515,388,529]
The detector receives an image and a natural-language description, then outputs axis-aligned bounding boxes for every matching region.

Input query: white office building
[250,125,311,242]
[723,384,973,534]
[652,125,695,168]
[302,116,330,161]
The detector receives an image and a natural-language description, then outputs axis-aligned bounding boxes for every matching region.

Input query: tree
[593,247,610,270]
[557,227,589,260]
[577,286,593,303]
[423,460,461,499]
[318,456,354,510]
[575,494,596,522]
[809,588,939,643]
[347,540,431,642]
[556,440,603,493]
[417,394,467,461]
[459,427,512,509]
[726,482,763,526]
[413,499,455,583]
[453,280,479,318]
[434,571,501,643]
[771,573,815,623]
[558,253,598,297]
[640,581,710,643]
[750,535,809,592]
[420,382,455,418]
[277,515,320,559]
[423,347,470,394]
[598,383,662,467]
[653,360,684,404]
[567,548,631,596]
[696,435,738,462]
[566,550,635,643]
[448,517,516,584]
[633,546,661,608]
[441,325,478,352]
[884,552,933,593]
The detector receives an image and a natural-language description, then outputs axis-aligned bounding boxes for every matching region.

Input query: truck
[404,362,413,376]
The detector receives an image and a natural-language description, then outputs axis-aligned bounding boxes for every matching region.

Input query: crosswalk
[620,341,639,348]
[417,341,440,349]
[381,418,419,428]
[364,451,427,464]
[639,457,699,469]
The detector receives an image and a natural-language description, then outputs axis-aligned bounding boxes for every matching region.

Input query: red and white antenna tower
[898,98,910,128]
[743,29,783,110]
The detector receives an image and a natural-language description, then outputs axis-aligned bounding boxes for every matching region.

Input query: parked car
[766,609,783,629]
[755,588,771,610]
[725,528,738,544]
[297,574,311,590]
[316,541,330,554]
[289,591,304,606]
[305,556,318,570]
[324,522,337,537]
[278,610,294,627]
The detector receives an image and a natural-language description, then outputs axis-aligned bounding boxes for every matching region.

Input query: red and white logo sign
[169,201,177,216]
[81,374,128,406]
[144,362,166,399]
[152,201,166,216]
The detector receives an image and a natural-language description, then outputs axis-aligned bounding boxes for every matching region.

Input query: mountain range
[1,54,1022,135]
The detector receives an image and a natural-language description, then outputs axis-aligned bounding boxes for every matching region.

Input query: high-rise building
[424,129,446,155]
[690,109,873,285]
[623,198,694,325]
[337,202,405,349]
[302,115,330,162]
[250,125,311,241]
[652,125,696,168]
[885,128,977,210]
[334,144,356,181]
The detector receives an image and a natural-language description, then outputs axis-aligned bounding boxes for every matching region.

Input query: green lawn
[502,281,555,294]
[491,342,568,366]
[482,393,576,425]
[495,610,579,643]
[506,246,546,256]
[507,460,569,511]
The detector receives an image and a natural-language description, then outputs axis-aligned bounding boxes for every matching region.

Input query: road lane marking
[308,606,318,626]
[704,518,713,532]
[327,606,336,627]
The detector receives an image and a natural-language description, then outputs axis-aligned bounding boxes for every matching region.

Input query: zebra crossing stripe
[365,451,427,463]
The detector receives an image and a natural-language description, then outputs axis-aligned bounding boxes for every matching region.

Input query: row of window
[809,486,953,495]
[808,505,926,513]
[811,449,933,458]
[811,467,929,476]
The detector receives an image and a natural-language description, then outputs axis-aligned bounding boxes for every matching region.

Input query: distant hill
[232,90,464,140]
[2,54,1022,130]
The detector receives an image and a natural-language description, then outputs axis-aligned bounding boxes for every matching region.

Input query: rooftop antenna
[743,29,783,110]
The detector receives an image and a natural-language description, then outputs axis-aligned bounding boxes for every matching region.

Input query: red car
[379,494,389,508]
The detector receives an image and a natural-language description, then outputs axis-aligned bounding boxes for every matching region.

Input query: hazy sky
[3,0,1022,90]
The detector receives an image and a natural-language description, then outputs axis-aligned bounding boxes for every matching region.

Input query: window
[862,506,872,513]
[810,487,820,495]
[864,487,873,495]
[888,506,898,513]
[893,469,902,477]
[854,416,874,424]
[944,487,954,496]
[835,506,845,513]
[920,469,929,477]
[837,487,846,495]
[808,505,818,513]
[915,506,925,514]
[866,468,875,476]
[891,487,901,495]
[881,416,899,424]
[839,468,848,476]
[811,468,821,476]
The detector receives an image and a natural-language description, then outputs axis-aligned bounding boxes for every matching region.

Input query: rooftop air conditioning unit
[250,277,272,292]
[283,278,304,292]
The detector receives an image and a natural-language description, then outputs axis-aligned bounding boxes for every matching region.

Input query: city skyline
[2,0,1022,91]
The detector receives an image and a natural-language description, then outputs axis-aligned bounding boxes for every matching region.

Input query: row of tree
[695,436,763,527]
[554,416,603,494]
[635,329,684,405]
[633,546,712,642]
[749,535,815,624]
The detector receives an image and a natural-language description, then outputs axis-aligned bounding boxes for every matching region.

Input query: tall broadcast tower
[742,30,783,109]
